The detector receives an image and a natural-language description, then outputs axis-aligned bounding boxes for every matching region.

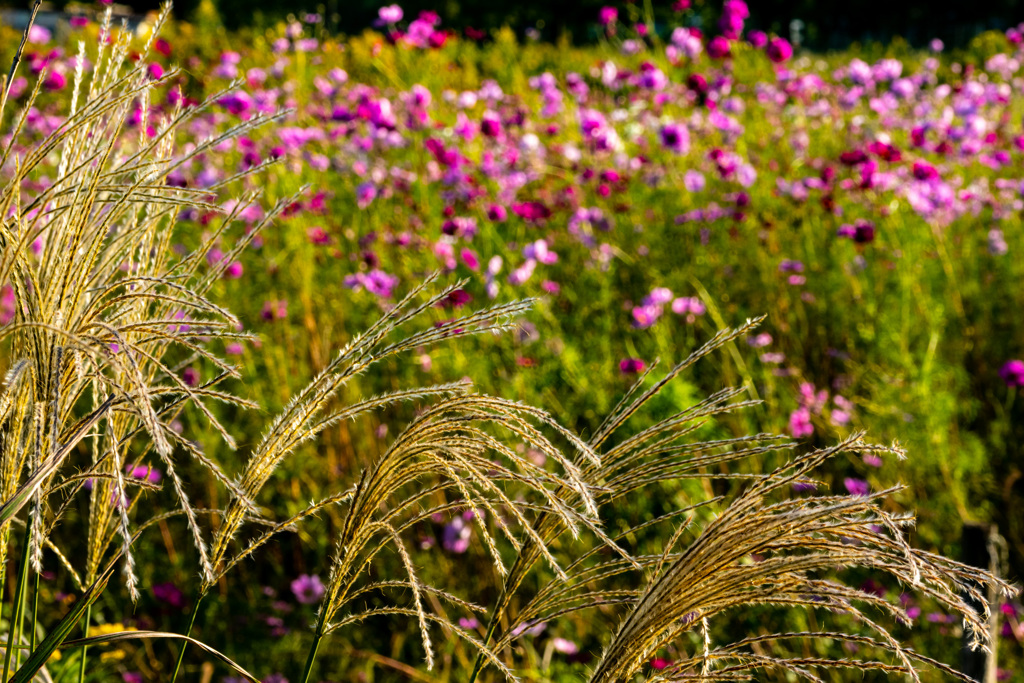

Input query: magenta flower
[853,221,876,244]
[598,6,618,25]
[224,261,243,279]
[766,37,793,63]
[0,285,15,326]
[789,407,813,438]
[1000,360,1024,387]
[632,304,662,328]
[746,30,767,48]
[486,204,508,222]
[707,36,732,59]
[261,300,288,321]
[307,226,331,245]
[619,358,646,374]
[182,367,199,387]
[671,297,706,318]
[512,201,552,224]
[844,477,870,496]
[43,71,67,91]
[290,574,325,604]
[128,464,162,484]
[356,182,378,209]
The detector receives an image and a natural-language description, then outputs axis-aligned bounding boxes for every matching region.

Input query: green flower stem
[298,631,323,683]
[76,604,90,683]
[3,521,32,682]
[468,581,514,683]
[170,593,203,683]
[29,569,39,654]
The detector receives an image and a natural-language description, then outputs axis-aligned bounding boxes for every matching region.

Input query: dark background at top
[3,0,1023,50]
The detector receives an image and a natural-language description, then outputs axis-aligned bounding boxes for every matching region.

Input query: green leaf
[59,631,259,682]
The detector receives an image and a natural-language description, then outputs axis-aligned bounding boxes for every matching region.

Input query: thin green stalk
[76,605,90,683]
[467,583,511,683]
[2,521,31,682]
[28,569,38,654]
[297,631,323,683]
[170,593,203,682]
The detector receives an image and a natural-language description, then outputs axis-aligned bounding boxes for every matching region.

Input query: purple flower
[152,582,185,609]
[684,170,706,192]
[853,221,875,243]
[989,229,1008,257]
[659,123,689,154]
[182,367,199,387]
[356,182,378,209]
[290,574,325,604]
[442,516,472,553]
[122,674,144,683]
[779,259,804,273]
[1000,360,1024,387]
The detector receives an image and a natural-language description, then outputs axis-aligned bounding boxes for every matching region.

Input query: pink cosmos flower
[844,478,870,496]
[707,36,731,60]
[619,358,646,374]
[598,6,618,25]
[684,170,706,192]
[766,37,793,63]
[552,638,579,655]
[290,574,325,604]
[378,4,403,23]
[1000,360,1024,387]
[307,226,331,245]
[789,407,813,437]
[152,582,185,609]
[27,25,51,44]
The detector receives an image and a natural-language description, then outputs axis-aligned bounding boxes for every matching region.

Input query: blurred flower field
[1,0,1023,680]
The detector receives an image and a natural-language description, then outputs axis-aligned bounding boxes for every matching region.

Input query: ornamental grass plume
[0,2,282,679]
[467,320,1017,683]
